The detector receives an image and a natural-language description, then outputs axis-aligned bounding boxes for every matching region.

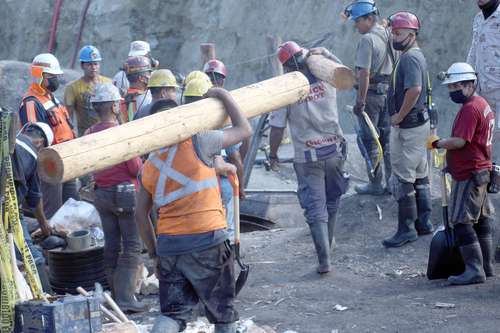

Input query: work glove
[353,101,366,116]
[426,135,440,150]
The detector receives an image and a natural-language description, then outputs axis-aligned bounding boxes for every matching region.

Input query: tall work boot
[113,265,149,313]
[478,236,495,277]
[327,199,340,251]
[414,178,434,235]
[309,223,331,274]
[215,323,237,333]
[150,315,180,333]
[36,262,53,294]
[327,214,337,251]
[382,194,418,248]
[448,242,486,285]
[355,164,385,196]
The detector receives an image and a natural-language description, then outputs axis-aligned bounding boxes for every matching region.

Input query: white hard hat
[90,83,122,103]
[128,41,151,57]
[28,122,54,146]
[31,53,63,75]
[441,62,477,85]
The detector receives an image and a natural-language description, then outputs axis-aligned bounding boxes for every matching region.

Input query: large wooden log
[38,72,310,183]
[306,54,355,90]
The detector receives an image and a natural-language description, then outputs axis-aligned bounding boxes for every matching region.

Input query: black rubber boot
[113,266,149,313]
[215,323,237,333]
[414,178,434,235]
[36,262,53,294]
[478,237,495,277]
[448,243,486,285]
[355,164,385,195]
[309,223,331,274]
[150,315,180,333]
[382,194,418,248]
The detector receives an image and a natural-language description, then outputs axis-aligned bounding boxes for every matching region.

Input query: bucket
[66,230,91,251]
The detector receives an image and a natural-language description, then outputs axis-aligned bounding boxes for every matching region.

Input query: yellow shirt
[64,75,111,136]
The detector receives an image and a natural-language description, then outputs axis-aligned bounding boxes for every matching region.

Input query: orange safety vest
[142,137,226,235]
[119,87,145,123]
[21,86,75,144]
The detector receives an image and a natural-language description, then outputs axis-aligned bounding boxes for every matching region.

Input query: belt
[95,182,135,192]
[399,108,429,129]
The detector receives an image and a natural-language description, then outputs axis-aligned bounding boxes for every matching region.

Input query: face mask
[449,89,468,104]
[46,77,60,92]
[392,34,411,51]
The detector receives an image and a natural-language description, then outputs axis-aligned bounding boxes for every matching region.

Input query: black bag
[115,183,136,213]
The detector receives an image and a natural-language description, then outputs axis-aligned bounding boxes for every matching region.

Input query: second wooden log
[306,54,355,90]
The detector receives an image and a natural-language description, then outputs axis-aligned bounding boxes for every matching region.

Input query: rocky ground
[127,136,500,332]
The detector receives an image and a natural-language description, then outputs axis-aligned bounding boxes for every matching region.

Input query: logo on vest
[298,82,326,104]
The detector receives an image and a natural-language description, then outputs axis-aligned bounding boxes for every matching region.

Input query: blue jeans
[293,153,349,225]
[18,212,45,265]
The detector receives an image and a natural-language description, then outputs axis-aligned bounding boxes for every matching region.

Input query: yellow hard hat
[148,69,179,88]
[184,71,211,86]
[183,78,213,97]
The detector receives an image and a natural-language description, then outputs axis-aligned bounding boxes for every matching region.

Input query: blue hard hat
[344,1,378,21]
[79,45,102,62]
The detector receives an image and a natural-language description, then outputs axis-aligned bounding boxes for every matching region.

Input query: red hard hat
[389,11,420,31]
[203,59,227,78]
[278,41,303,65]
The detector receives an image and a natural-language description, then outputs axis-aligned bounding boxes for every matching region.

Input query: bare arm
[228,151,245,198]
[269,126,285,159]
[392,86,422,125]
[205,88,252,149]
[357,68,370,107]
[435,137,467,150]
[33,200,51,237]
[134,185,157,258]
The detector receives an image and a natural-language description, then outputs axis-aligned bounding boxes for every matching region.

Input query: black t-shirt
[388,47,428,117]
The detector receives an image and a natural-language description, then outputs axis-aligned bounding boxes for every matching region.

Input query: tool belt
[399,108,429,129]
[488,164,500,193]
[95,182,136,213]
[367,83,389,95]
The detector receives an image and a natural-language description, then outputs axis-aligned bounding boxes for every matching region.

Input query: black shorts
[157,241,238,331]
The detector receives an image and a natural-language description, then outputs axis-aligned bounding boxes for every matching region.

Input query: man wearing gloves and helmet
[344,0,394,195]
[428,63,495,285]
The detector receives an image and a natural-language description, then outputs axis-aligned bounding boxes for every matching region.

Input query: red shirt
[86,121,142,188]
[447,96,494,181]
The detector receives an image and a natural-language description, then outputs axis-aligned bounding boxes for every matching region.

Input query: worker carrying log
[19,53,80,219]
[428,62,495,285]
[268,41,350,274]
[135,79,252,333]
[382,12,434,248]
[86,83,147,312]
[12,122,54,293]
[133,69,179,120]
[345,0,395,195]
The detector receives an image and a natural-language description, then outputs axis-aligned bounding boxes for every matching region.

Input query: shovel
[228,174,249,295]
[426,168,464,280]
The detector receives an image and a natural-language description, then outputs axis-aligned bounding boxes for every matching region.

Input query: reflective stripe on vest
[150,145,219,207]
[16,139,37,159]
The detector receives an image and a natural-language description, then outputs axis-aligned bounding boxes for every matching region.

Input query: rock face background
[1,0,479,132]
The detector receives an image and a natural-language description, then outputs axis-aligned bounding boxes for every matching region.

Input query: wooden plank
[38,72,310,183]
[306,54,355,90]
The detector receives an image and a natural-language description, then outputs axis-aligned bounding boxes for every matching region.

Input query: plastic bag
[49,198,102,235]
